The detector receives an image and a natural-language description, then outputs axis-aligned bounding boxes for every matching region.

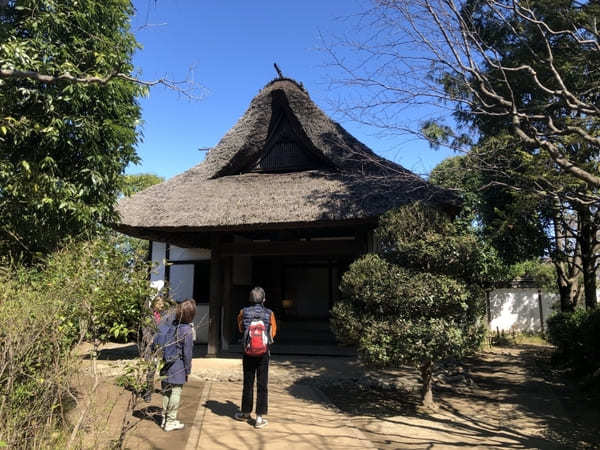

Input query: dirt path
[320,346,600,449]
[80,343,600,449]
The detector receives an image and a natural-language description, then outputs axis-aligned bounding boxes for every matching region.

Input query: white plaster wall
[169,245,210,261]
[489,288,558,332]
[149,242,210,343]
[149,241,166,291]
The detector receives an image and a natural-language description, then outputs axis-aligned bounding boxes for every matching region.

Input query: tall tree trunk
[420,361,435,409]
[578,207,598,310]
[556,271,579,312]
[552,201,582,312]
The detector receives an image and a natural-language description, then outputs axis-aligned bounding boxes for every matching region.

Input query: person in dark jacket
[160,298,196,432]
[234,286,277,429]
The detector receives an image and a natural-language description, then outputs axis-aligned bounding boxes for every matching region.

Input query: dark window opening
[194,261,210,304]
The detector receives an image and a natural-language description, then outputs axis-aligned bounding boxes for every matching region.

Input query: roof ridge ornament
[273,62,284,79]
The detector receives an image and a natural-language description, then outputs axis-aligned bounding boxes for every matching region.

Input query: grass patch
[489,330,549,347]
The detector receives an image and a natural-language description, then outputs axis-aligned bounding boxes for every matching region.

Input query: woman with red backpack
[234,286,277,429]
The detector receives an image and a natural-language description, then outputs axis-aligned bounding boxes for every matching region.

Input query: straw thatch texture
[117,78,459,238]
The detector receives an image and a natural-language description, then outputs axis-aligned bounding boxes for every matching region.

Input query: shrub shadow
[285,346,600,449]
[133,405,163,426]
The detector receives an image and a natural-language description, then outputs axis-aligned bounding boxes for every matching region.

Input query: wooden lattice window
[251,114,326,173]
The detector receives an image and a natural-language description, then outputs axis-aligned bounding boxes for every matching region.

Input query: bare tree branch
[325,0,600,192]
[0,68,204,100]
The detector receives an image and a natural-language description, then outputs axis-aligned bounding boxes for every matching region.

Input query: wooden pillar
[208,235,223,356]
[271,256,282,308]
[356,230,369,255]
[537,289,545,336]
[328,259,333,310]
[222,256,233,350]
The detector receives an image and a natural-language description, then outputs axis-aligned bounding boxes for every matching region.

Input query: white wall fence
[488,288,559,333]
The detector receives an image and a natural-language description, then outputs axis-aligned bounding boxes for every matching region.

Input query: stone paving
[89,346,385,449]
[188,381,375,450]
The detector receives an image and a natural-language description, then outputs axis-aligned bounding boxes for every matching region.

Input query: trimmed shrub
[333,256,485,368]
[332,203,491,408]
[547,309,600,376]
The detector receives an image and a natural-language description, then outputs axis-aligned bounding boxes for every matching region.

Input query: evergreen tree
[332,203,500,409]
[0,0,145,262]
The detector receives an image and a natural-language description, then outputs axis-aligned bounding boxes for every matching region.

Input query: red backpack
[244,318,269,356]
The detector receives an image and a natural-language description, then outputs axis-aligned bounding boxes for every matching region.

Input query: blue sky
[128,0,456,180]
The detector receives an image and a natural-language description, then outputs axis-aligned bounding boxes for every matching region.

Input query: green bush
[0,234,153,447]
[42,233,153,342]
[547,309,600,376]
[333,255,485,368]
[508,259,556,291]
[332,203,490,408]
[0,267,77,448]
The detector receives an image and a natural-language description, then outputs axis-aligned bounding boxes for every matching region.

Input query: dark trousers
[241,353,269,416]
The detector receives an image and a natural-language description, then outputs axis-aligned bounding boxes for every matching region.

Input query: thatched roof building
[117,78,458,243]
[116,77,460,355]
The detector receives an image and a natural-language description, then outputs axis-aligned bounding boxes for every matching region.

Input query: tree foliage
[430,154,550,263]
[547,309,600,381]
[329,0,600,193]
[0,0,145,262]
[0,231,153,447]
[332,203,491,408]
[430,150,594,310]
[121,173,164,197]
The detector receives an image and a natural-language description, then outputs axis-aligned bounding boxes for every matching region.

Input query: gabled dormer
[213,85,336,178]
[249,99,332,173]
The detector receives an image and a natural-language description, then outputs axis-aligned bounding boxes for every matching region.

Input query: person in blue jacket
[160,298,196,432]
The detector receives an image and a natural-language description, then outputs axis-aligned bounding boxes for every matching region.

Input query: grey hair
[249,286,265,304]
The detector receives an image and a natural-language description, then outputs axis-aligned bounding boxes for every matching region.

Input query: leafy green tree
[121,173,165,197]
[508,259,556,292]
[332,203,495,409]
[0,0,145,263]
[429,156,479,230]
[430,147,589,311]
[430,154,550,266]
[328,0,600,309]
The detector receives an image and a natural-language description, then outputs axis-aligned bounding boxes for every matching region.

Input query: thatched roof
[117,78,459,240]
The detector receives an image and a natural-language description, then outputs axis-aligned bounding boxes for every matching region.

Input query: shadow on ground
[203,399,239,418]
[81,343,209,360]
[285,345,600,449]
[133,405,163,426]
